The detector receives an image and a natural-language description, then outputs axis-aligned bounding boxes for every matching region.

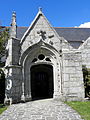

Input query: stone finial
[11,11,16,26]
[10,11,17,38]
[12,11,16,17]
[39,7,42,12]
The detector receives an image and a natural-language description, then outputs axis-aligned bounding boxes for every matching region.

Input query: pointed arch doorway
[31,64,54,100]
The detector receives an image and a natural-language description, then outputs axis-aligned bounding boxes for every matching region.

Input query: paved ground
[0,99,83,120]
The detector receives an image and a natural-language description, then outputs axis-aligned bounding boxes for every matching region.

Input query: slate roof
[16,27,90,48]
[1,26,90,49]
[17,27,28,40]
[55,27,90,48]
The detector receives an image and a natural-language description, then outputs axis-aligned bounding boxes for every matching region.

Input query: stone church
[5,8,90,104]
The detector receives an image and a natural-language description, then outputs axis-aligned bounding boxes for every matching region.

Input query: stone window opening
[32,54,51,63]
[45,58,51,62]
[38,54,45,60]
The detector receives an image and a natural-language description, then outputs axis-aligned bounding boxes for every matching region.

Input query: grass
[66,101,90,120]
[0,104,7,114]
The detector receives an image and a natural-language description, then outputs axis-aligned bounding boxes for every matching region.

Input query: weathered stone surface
[79,37,90,68]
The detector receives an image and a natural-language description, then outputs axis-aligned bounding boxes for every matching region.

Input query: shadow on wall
[0,69,5,104]
[82,65,90,98]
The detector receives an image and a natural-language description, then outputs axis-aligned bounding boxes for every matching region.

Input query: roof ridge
[54,27,75,28]
[54,27,90,28]
[17,26,28,28]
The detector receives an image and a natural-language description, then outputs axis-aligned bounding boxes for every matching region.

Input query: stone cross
[39,7,42,12]
[37,30,46,40]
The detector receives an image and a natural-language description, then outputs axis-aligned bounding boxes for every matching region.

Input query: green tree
[0,27,9,103]
[0,27,9,66]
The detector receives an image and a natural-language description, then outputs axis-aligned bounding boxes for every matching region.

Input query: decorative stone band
[5,65,22,69]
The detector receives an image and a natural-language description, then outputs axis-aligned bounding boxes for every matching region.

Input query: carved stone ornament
[37,30,46,40]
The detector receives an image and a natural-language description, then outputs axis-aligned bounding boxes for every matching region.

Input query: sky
[0,0,90,27]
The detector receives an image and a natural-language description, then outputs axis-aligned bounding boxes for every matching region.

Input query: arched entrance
[31,64,53,100]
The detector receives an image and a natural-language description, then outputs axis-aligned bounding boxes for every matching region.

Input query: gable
[20,10,73,54]
[79,37,90,50]
[20,10,61,53]
[79,37,90,68]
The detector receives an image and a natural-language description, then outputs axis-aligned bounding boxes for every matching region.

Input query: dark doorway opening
[31,64,53,100]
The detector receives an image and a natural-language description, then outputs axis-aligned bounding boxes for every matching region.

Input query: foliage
[66,101,90,120]
[0,27,9,66]
[0,104,7,114]
[0,69,5,104]
[82,65,90,98]
[0,27,9,104]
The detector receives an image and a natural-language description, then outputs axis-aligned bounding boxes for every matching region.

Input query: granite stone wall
[62,51,85,101]
[79,37,90,68]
